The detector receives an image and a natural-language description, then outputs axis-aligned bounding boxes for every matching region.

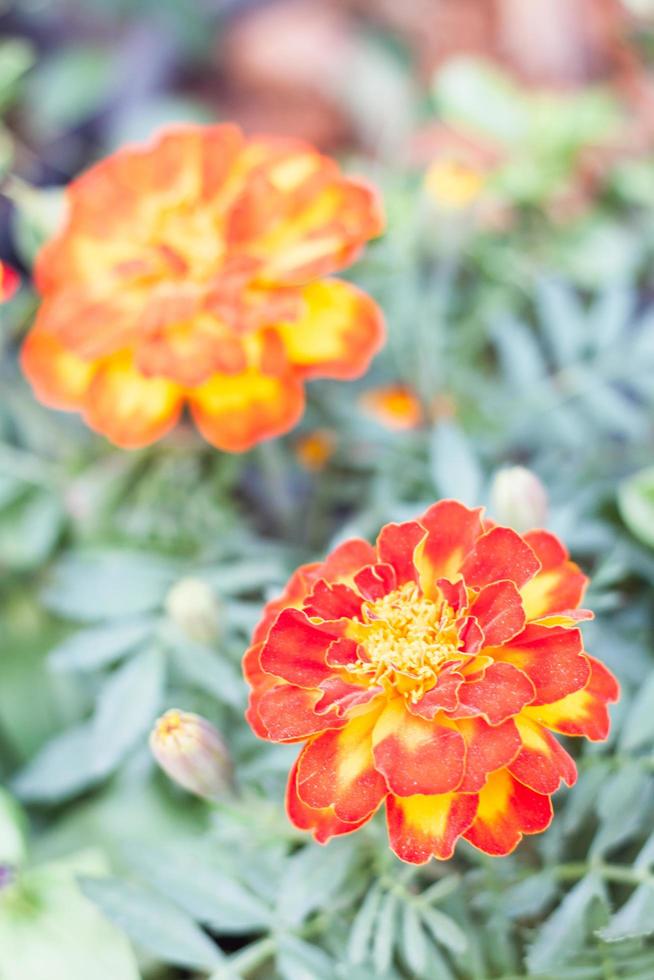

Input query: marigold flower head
[360,384,423,431]
[244,500,618,863]
[0,261,19,303]
[150,709,232,799]
[295,429,336,471]
[21,124,384,451]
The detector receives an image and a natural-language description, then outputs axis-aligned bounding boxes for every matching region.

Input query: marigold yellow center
[347,582,463,702]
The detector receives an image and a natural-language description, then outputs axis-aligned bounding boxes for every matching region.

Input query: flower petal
[456,717,522,792]
[319,538,377,584]
[415,500,484,595]
[463,769,553,856]
[408,664,465,719]
[21,328,96,410]
[189,367,305,452]
[520,529,588,621]
[296,707,387,822]
[303,580,364,621]
[488,624,590,705]
[386,791,478,863]
[469,580,526,646]
[259,609,336,687]
[248,683,345,742]
[277,279,384,380]
[372,699,466,796]
[461,527,541,590]
[509,717,577,794]
[376,520,425,585]
[353,563,397,601]
[83,354,183,448]
[252,562,322,643]
[523,656,619,741]
[452,662,536,724]
[314,677,379,717]
[286,759,370,843]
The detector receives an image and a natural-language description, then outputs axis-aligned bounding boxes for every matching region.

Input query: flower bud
[424,158,485,210]
[164,577,220,644]
[149,710,232,800]
[490,466,548,532]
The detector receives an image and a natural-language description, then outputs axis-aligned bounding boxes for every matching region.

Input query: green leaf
[400,902,428,977]
[372,891,398,976]
[90,648,164,777]
[0,489,64,570]
[277,934,335,980]
[620,673,654,751]
[526,874,609,974]
[619,467,654,549]
[536,278,585,366]
[599,883,654,942]
[43,550,178,621]
[347,883,383,965]
[79,875,223,971]
[430,422,482,506]
[0,38,35,111]
[8,181,66,266]
[420,906,467,955]
[12,722,98,803]
[25,45,115,133]
[432,57,529,144]
[48,617,156,673]
[0,851,139,980]
[500,871,558,919]
[278,837,358,927]
[0,788,27,865]
[120,840,272,934]
[167,631,245,709]
[591,764,653,857]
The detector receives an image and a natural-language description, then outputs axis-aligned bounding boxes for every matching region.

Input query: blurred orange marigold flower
[0,261,20,302]
[295,429,336,471]
[424,158,485,209]
[360,384,423,431]
[21,124,384,451]
[243,500,618,863]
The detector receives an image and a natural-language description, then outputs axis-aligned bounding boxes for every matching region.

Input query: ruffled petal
[286,759,370,843]
[509,717,577,794]
[386,791,478,863]
[259,609,336,687]
[296,706,387,822]
[20,328,96,411]
[372,699,466,796]
[456,717,522,792]
[487,624,590,705]
[463,769,553,856]
[451,662,536,725]
[318,538,377,584]
[523,656,619,741]
[520,529,588,621]
[376,520,425,586]
[249,683,346,742]
[189,366,305,452]
[461,527,541,590]
[83,353,183,448]
[469,580,526,646]
[302,580,364,621]
[415,500,484,596]
[277,279,384,380]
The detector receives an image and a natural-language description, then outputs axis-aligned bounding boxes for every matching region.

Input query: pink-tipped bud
[149,710,232,800]
[164,577,220,644]
[490,466,548,532]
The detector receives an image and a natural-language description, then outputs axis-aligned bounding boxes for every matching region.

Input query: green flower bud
[491,466,548,532]
[164,577,220,644]
[149,710,232,800]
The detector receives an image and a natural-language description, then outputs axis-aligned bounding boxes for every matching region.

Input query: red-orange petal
[508,717,577,794]
[488,624,590,705]
[520,529,588,621]
[461,526,541,590]
[386,791,479,863]
[302,580,364,621]
[463,769,553,856]
[0,261,20,302]
[451,662,536,724]
[20,328,96,411]
[250,683,346,742]
[286,759,370,844]
[376,520,425,585]
[296,707,387,823]
[259,609,336,687]
[318,538,377,584]
[189,367,305,452]
[277,279,385,381]
[83,354,183,448]
[408,664,465,719]
[372,699,466,796]
[415,500,484,595]
[456,716,522,792]
[523,656,619,741]
[469,580,526,646]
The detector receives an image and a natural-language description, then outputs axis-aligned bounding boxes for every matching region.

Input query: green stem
[553,861,654,887]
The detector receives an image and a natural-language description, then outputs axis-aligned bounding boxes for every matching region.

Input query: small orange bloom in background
[21,124,384,451]
[360,384,423,431]
[0,261,20,302]
[295,429,336,471]
[424,157,486,210]
[244,500,618,863]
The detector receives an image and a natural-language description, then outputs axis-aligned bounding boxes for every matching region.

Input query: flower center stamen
[346,582,463,702]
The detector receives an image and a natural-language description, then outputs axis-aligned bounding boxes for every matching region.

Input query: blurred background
[3,2,654,979]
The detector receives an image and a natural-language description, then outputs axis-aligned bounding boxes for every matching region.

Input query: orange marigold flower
[20,124,384,451]
[295,429,336,471]
[0,261,20,302]
[360,384,423,431]
[244,500,619,863]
